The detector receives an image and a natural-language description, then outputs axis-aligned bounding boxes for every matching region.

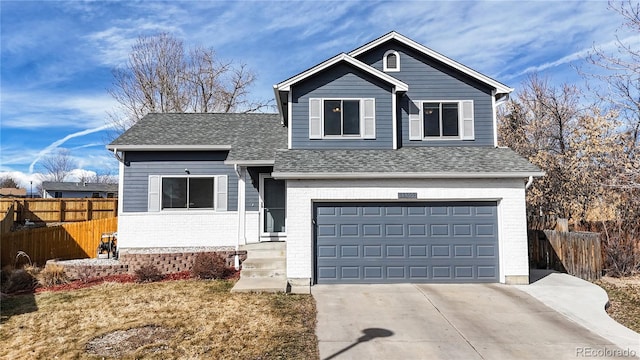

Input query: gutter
[271,171,546,180]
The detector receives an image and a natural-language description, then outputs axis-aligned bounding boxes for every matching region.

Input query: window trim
[310,97,375,139]
[409,100,474,141]
[383,50,400,72]
[150,175,227,212]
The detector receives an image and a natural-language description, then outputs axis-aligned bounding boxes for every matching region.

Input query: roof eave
[271,171,546,180]
[224,160,275,166]
[106,144,232,151]
[274,53,408,92]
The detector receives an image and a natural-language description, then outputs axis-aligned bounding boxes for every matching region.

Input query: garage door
[315,202,499,284]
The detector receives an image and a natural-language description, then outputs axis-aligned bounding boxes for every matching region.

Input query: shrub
[135,264,163,283]
[2,269,39,294]
[39,263,69,287]
[191,253,229,279]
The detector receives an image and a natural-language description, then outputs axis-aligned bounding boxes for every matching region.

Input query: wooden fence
[0,198,117,223]
[1,217,118,267]
[1,204,14,234]
[528,227,602,281]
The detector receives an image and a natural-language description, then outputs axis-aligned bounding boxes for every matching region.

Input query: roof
[271,147,543,179]
[108,113,288,164]
[42,182,118,193]
[0,188,27,197]
[348,31,513,95]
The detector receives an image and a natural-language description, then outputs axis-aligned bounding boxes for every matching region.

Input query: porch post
[235,165,247,270]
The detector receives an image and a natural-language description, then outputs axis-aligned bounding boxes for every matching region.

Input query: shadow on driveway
[323,328,394,360]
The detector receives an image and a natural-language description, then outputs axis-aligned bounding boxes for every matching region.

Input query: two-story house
[108,32,542,292]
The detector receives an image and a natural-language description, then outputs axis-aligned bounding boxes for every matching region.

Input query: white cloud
[28,125,114,173]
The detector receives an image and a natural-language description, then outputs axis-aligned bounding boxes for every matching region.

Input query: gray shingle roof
[42,182,118,193]
[272,147,543,178]
[108,113,288,162]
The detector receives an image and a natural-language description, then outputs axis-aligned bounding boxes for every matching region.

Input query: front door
[259,174,286,238]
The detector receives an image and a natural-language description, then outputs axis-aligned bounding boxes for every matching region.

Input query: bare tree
[108,33,270,135]
[584,0,640,152]
[78,170,118,184]
[39,149,76,182]
[0,175,20,188]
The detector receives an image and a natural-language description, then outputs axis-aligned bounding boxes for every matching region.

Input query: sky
[1,0,637,192]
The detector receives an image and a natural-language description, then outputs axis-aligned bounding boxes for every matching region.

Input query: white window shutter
[362,98,376,139]
[215,175,228,211]
[148,175,160,212]
[409,101,422,140]
[461,100,474,140]
[309,98,322,139]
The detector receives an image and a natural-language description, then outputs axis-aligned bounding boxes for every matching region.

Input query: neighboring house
[108,32,543,291]
[0,188,27,198]
[41,182,118,199]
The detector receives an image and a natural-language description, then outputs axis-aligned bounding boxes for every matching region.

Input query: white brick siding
[118,211,259,248]
[285,178,529,284]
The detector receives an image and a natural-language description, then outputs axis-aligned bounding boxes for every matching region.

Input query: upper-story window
[383,50,400,72]
[309,98,376,139]
[409,100,475,140]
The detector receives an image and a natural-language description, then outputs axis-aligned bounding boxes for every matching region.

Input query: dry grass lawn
[0,279,319,359]
[596,276,640,333]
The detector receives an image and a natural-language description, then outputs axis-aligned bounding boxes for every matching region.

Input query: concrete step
[240,242,286,251]
[242,249,286,259]
[231,277,288,293]
[241,258,286,270]
[240,268,287,278]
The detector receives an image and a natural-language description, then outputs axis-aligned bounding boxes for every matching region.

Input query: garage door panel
[315,202,499,283]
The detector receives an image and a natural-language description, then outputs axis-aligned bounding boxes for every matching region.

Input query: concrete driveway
[313,282,637,360]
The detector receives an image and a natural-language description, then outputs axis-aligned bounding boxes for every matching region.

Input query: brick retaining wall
[52,248,247,281]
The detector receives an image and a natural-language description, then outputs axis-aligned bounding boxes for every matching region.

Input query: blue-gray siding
[355,40,496,147]
[291,63,394,149]
[315,202,499,284]
[122,151,259,212]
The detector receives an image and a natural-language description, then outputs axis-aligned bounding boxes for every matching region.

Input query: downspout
[234,164,246,270]
[525,176,534,190]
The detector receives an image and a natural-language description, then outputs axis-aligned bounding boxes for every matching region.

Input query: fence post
[555,218,569,233]
[59,200,65,222]
[85,199,92,221]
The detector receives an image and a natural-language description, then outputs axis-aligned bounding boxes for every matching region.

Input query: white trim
[288,90,293,149]
[273,85,285,125]
[271,172,545,179]
[259,173,287,238]
[156,175,228,211]
[107,144,232,151]
[313,97,375,139]
[236,166,246,268]
[349,31,513,94]
[411,100,474,140]
[391,90,397,149]
[224,159,275,166]
[275,53,408,92]
[492,90,498,147]
[118,161,125,215]
[383,50,400,72]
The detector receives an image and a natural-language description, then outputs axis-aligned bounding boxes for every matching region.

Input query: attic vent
[383,50,400,72]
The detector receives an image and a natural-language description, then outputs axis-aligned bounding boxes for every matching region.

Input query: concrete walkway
[313,277,639,360]
[516,270,640,356]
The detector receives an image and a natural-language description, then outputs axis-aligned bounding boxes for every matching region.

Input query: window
[91,192,101,198]
[409,100,474,140]
[148,175,227,212]
[54,191,62,198]
[106,193,115,198]
[383,50,400,72]
[161,176,214,209]
[324,99,360,136]
[309,98,375,139]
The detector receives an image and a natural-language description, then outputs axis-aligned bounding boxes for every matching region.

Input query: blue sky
[1,0,637,191]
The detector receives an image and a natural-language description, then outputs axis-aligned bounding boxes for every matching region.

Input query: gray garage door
[315,202,499,284]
